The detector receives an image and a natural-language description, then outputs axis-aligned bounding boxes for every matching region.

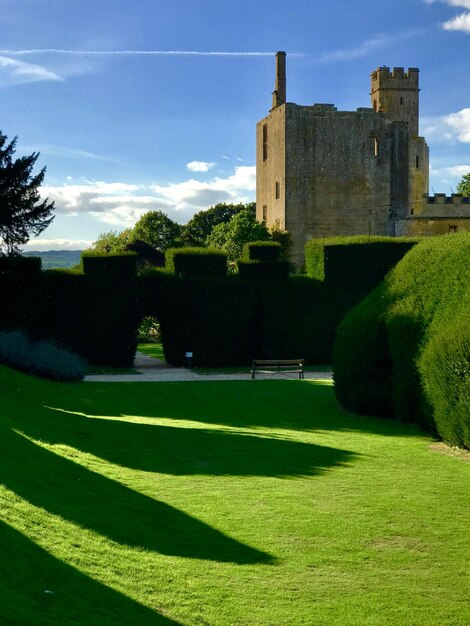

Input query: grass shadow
[60,378,426,437]
[16,404,356,477]
[0,519,181,626]
[0,427,272,564]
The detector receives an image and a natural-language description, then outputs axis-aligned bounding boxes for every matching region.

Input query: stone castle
[256,52,470,267]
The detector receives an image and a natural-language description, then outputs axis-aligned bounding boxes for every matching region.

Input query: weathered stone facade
[256,53,470,268]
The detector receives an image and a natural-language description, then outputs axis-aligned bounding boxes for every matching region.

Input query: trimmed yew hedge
[165,248,228,278]
[333,233,470,448]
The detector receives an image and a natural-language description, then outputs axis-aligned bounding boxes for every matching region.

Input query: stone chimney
[271,51,286,109]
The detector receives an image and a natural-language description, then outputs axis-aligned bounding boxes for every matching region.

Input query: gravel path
[85,352,333,383]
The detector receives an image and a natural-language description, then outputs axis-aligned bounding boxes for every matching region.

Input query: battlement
[312,103,336,111]
[371,66,419,88]
[425,193,470,206]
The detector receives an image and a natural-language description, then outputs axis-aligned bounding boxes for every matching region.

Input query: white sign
[185,352,193,358]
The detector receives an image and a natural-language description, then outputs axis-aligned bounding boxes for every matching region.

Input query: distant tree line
[87,202,290,267]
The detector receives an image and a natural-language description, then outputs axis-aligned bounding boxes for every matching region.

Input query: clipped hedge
[333,233,470,448]
[0,330,86,381]
[0,255,41,277]
[242,241,281,262]
[82,251,138,279]
[165,247,228,278]
[305,235,418,282]
[0,255,140,367]
[261,277,343,364]
[237,260,291,282]
[141,272,261,367]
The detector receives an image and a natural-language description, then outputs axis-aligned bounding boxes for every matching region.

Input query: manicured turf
[138,342,166,361]
[0,365,469,625]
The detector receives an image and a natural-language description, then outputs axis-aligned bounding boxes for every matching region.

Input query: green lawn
[0,365,469,625]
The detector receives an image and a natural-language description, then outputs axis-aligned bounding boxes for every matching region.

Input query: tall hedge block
[142,273,261,367]
[333,232,470,448]
[82,254,139,366]
[237,260,291,281]
[165,248,228,278]
[305,236,418,284]
[242,241,281,262]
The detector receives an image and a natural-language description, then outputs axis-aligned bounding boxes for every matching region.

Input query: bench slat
[251,359,305,380]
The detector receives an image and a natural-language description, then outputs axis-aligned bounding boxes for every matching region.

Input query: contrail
[0,49,304,57]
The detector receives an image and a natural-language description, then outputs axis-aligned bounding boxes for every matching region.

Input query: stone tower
[370,66,420,135]
[256,53,429,268]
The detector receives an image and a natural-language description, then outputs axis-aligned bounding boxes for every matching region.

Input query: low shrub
[0,330,86,381]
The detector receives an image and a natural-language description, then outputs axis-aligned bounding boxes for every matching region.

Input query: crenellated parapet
[421,194,470,217]
[370,67,419,89]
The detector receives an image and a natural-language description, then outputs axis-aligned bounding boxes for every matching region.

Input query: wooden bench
[251,359,305,380]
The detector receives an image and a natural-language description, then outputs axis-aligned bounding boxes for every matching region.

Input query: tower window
[400,97,404,105]
[262,124,268,161]
[373,99,377,112]
[275,181,280,199]
[416,155,419,169]
[262,205,267,222]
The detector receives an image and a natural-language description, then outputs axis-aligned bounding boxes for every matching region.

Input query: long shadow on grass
[54,379,424,437]
[13,405,356,477]
[0,520,181,626]
[0,427,271,564]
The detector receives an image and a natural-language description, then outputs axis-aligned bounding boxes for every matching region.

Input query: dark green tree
[87,229,134,254]
[0,131,54,255]
[456,172,470,197]
[132,210,182,252]
[206,209,269,261]
[181,202,255,247]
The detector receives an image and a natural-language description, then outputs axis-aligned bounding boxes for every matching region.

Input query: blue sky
[1,0,469,250]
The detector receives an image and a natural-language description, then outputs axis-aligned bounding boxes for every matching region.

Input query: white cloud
[444,108,470,141]
[421,109,470,143]
[0,49,277,58]
[21,238,92,251]
[424,0,470,8]
[430,163,470,177]
[186,160,216,172]
[0,55,63,85]
[151,166,256,212]
[41,166,256,227]
[443,11,470,31]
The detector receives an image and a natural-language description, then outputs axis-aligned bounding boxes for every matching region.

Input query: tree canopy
[456,173,470,197]
[181,202,255,247]
[0,131,54,255]
[87,229,134,255]
[132,210,182,252]
[206,209,270,261]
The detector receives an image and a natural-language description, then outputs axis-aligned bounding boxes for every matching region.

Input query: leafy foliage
[181,202,255,247]
[87,229,134,255]
[206,210,270,261]
[132,210,182,252]
[0,131,54,255]
[456,172,470,197]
